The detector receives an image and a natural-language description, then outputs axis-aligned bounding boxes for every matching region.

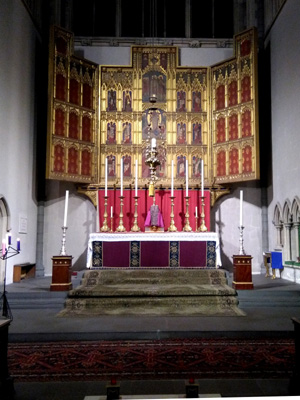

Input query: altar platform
[87,232,221,269]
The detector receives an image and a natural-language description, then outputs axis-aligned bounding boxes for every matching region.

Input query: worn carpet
[8,337,295,382]
[58,268,246,317]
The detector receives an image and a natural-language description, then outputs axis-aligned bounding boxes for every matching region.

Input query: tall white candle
[171,160,174,197]
[135,159,138,196]
[186,159,189,197]
[120,157,123,196]
[201,159,204,197]
[111,206,113,218]
[105,157,108,197]
[240,190,243,226]
[195,206,198,218]
[63,190,69,227]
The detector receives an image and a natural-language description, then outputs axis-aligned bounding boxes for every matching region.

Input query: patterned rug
[8,337,295,382]
[58,269,246,317]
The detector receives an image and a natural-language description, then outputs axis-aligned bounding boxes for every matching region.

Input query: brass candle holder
[183,196,193,232]
[198,196,208,232]
[131,196,140,232]
[110,215,114,232]
[195,215,198,232]
[100,195,110,232]
[116,195,126,232]
[168,196,177,232]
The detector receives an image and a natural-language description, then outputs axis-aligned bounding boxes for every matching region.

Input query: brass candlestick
[110,216,114,232]
[100,195,110,232]
[183,196,192,232]
[116,195,126,232]
[168,196,177,232]
[198,196,208,232]
[195,215,198,232]
[131,196,140,232]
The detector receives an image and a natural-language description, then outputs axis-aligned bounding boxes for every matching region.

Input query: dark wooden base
[232,254,254,290]
[50,255,73,291]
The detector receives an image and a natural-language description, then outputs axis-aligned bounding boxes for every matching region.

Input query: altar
[87,232,221,269]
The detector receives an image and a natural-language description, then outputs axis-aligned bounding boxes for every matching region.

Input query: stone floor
[2,270,300,399]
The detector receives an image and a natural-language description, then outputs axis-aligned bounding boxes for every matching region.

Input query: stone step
[237,290,300,307]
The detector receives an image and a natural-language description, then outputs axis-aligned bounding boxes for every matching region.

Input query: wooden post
[232,255,254,290]
[50,255,73,291]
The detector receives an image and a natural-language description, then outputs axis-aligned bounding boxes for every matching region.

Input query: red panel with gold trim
[46,26,99,183]
[211,28,259,184]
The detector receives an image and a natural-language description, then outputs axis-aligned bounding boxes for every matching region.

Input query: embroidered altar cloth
[87,232,221,269]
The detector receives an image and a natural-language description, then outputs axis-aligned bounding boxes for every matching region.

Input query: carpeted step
[78,268,228,288]
[58,268,245,317]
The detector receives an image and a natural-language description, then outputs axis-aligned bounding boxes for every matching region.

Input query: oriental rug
[58,269,246,317]
[8,337,295,382]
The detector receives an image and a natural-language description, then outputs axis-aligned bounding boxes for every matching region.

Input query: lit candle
[105,157,108,197]
[195,206,198,218]
[17,238,20,251]
[135,159,138,196]
[186,159,189,197]
[171,160,174,197]
[2,239,6,256]
[151,138,156,150]
[201,159,204,197]
[63,190,69,227]
[120,157,123,196]
[240,190,243,227]
[111,206,113,218]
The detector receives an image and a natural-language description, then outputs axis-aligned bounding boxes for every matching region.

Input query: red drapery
[97,189,210,232]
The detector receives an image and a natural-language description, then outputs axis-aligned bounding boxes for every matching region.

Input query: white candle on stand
[201,159,204,197]
[105,157,108,197]
[240,190,243,227]
[135,159,138,196]
[195,206,198,218]
[111,206,113,218]
[120,157,123,196]
[63,190,69,227]
[171,160,174,197]
[186,159,189,197]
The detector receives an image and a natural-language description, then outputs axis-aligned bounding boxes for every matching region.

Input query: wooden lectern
[232,254,254,290]
[50,255,73,291]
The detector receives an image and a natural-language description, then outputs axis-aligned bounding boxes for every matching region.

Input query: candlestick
[131,196,140,232]
[105,157,108,197]
[240,190,243,227]
[135,160,138,196]
[63,190,69,227]
[120,157,123,196]
[60,226,68,255]
[201,159,204,197]
[100,196,110,232]
[186,160,189,197]
[183,196,192,232]
[171,160,174,197]
[116,196,126,232]
[239,225,245,255]
[168,196,177,232]
[198,196,208,232]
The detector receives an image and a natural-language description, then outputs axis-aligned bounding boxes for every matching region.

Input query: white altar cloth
[87,232,222,268]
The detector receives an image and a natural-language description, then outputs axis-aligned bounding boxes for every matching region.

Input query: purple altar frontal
[87,232,221,269]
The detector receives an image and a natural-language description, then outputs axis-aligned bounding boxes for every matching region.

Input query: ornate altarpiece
[46,26,259,206]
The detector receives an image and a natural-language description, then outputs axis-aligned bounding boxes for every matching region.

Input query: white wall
[267,0,300,251]
[0,0,38,284]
